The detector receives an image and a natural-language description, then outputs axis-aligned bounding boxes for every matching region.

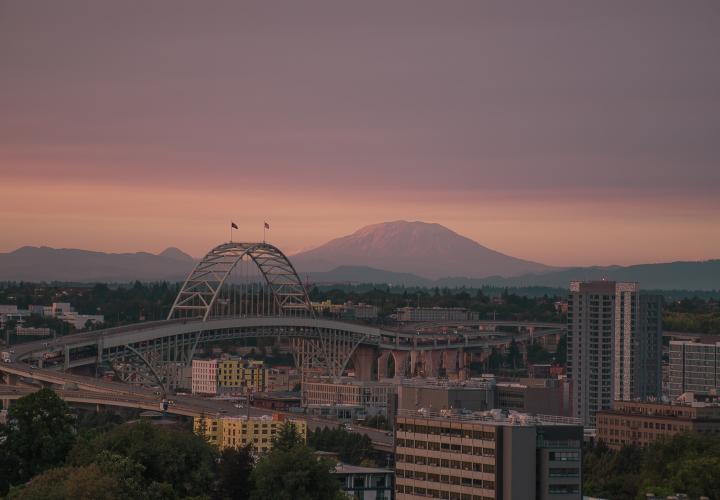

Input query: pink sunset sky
[1,1,719,267]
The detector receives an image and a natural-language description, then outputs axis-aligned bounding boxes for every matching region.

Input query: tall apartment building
[395,411,582,499]
[669,341,720,400]
[567,281,662,427]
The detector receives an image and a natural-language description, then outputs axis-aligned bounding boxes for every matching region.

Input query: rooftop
[396,408,581,427]
[334,463,393,475]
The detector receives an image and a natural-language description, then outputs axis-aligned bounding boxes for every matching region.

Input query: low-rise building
[669,340,720,400]
[596,400,720,450]
[14,327,53,337]
[396,307,479,323]
[303,378,394,420]
[395,377,572,421]
[395,410,582,499]
[193,413,307,453]
[253,392,302,411]
[352,303,380,320]
[397,378,496,415]
[218,358,267,394]
[334,462,395,500]
[191,359,219,395]
[496,378,572,417]
[192,357,272,396]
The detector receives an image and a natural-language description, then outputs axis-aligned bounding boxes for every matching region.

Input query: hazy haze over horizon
[1,1,719,266]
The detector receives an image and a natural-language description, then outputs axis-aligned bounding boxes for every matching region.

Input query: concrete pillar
[394,351,410,378]
[377,352,391,379]
[351,346,376,381]
[1,372,19,386]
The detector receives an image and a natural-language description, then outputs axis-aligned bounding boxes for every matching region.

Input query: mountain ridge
[1,220,718,290]
[291,220,553,279]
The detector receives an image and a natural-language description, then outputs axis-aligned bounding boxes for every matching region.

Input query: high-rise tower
[567,281,662,427]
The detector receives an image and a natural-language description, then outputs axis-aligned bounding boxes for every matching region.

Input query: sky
[1,1,719,266]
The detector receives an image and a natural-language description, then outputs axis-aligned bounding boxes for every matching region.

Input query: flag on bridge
[231,222,238,229]
[264,222,270,229]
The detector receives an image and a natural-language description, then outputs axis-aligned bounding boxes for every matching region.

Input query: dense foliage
[0,392,349,499]
[307,426,376,465]
[0,389,76,494]
[310,285,565,322]
[583,433,720,499]
[662,296,720,334]
[68,420,219,498]
[0,282,178,330]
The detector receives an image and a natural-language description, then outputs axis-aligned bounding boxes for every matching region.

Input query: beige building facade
[395,411,582,500]
[596,400,720,450]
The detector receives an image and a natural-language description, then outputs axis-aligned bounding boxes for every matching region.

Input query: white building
[333,463,395,500]
[191,359,219,395]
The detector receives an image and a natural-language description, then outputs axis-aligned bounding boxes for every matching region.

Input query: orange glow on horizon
[0,179,718,267]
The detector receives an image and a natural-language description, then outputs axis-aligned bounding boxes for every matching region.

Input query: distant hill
[1,234,717,291]
[291,220,553,279]
[305,260,720,291]
[0,246,195,283]
[475,260,720,290]
[304,265,433,287]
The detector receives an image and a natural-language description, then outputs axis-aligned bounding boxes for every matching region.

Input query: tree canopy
[307,426,375,465]
[0,388,76,494]
[584,432,720,500]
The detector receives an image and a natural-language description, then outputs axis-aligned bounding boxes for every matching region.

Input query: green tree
[526,341,552,364]
[555,334,567,365]
[307,427,375,465]
[7,452,146,500]
[272,421,304,451]
[251,444,343,500]
[0,389,76,494]
[505,339,522,369]
[216,445,255,500]
[68,420,218,498]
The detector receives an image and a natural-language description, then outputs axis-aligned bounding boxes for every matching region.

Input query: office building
[395,410,582,499]
[395,377,572,422]
[669,341,720,400]
[193,413,307,453]
[303,378,394,420]
[333,463,395,500]
[397,378,496,415]
[567,281,662,427]
[596,400,720,451]
[496,378,572,417]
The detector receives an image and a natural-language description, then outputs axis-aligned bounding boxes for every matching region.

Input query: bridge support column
[377,352,391,379]
[1,372,19,386]
[350,346,376,381]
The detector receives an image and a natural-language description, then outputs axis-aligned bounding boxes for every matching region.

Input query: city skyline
[2,1,719,266]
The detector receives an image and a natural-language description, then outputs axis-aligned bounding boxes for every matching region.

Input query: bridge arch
[168,242,313,321]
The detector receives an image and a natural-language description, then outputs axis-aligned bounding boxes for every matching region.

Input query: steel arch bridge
[168,242,313,320]
[8,241,567,392]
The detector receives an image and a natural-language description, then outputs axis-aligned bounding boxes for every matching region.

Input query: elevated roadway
[7,317,564,366]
